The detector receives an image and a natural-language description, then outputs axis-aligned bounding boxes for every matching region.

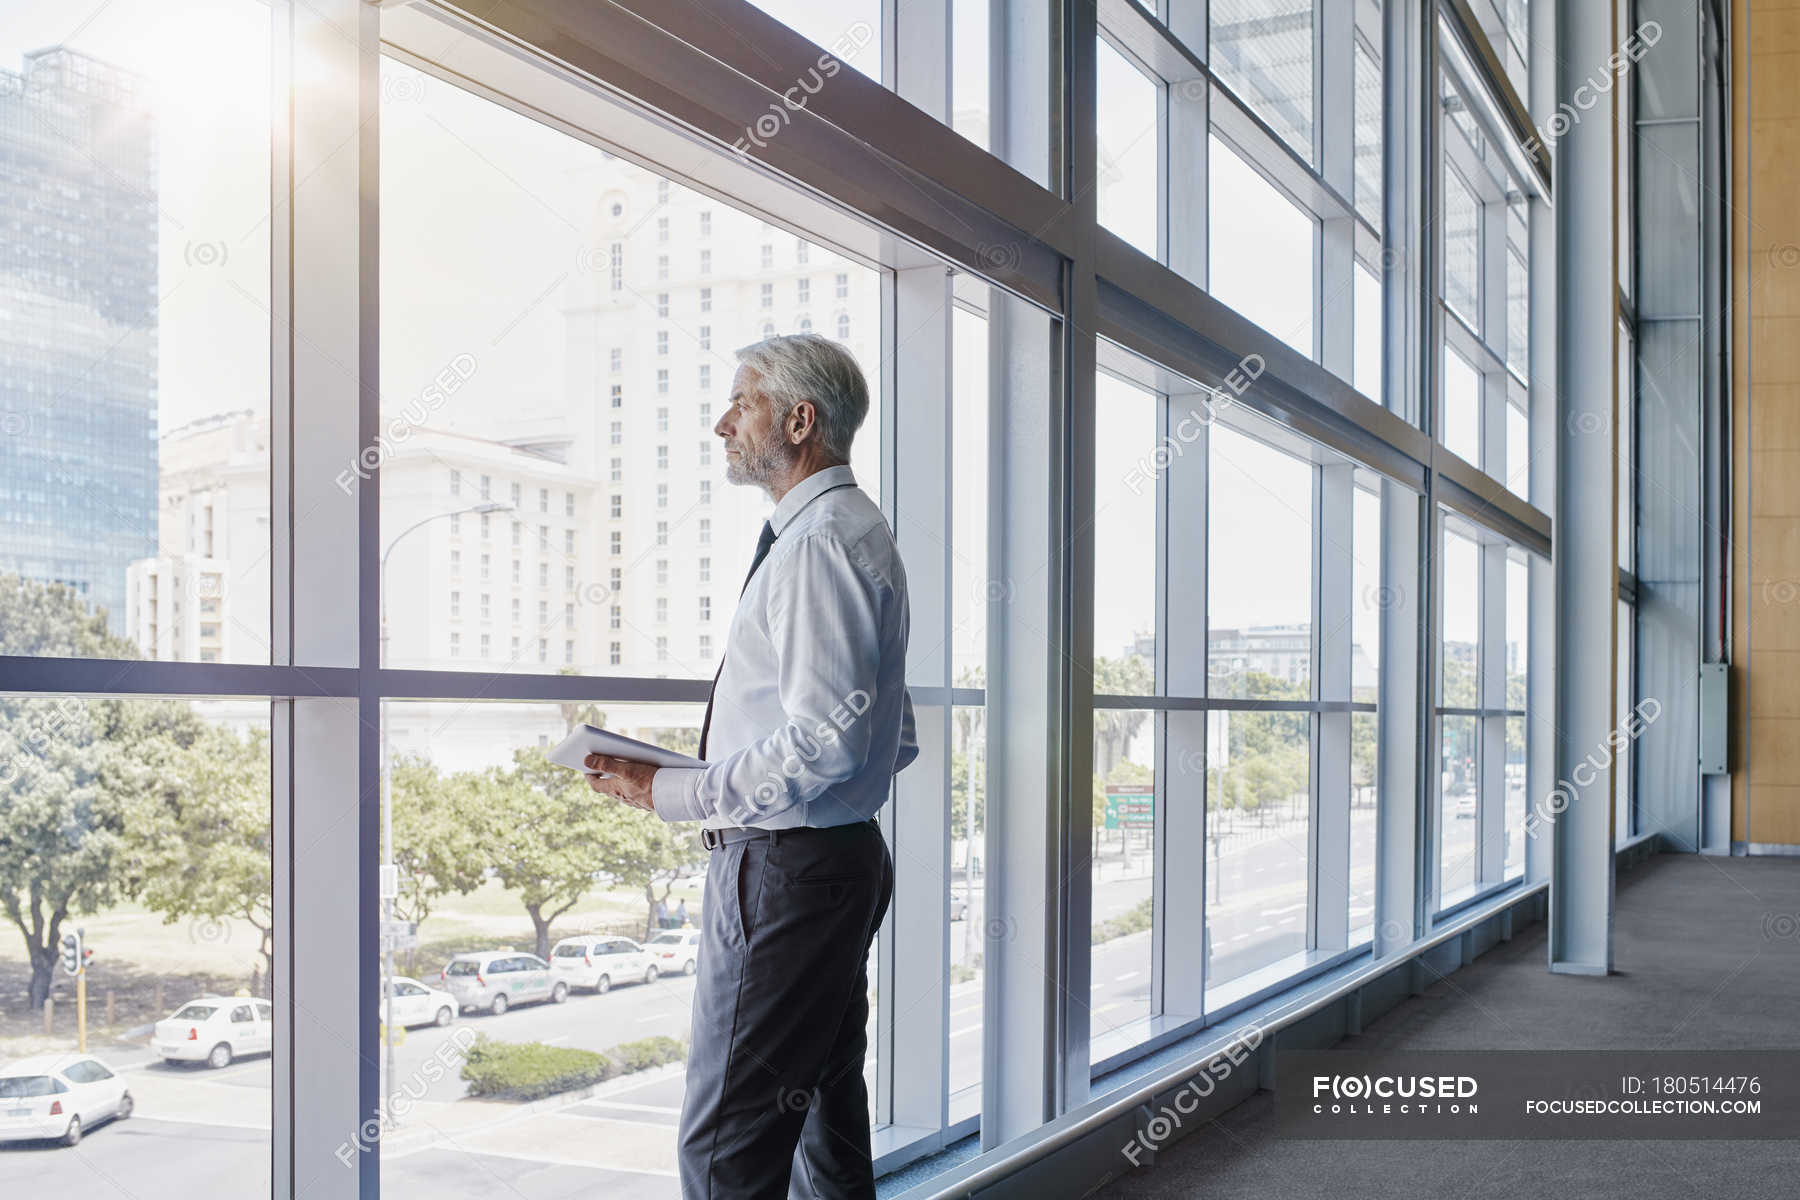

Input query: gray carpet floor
[1098,853,1800,1200]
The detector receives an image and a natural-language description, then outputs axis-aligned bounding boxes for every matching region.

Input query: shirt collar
[768,464,856,536]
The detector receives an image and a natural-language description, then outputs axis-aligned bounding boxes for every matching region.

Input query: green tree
[124,724,276,989]
[0,575,208,1010]
[481,748,699,956]
[388,755,491,974]
[1092,655,1153,781]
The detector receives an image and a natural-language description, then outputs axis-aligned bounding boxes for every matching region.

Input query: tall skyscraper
[0,48,158,635]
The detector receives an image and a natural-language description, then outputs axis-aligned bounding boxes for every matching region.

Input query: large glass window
[1210,0,1316,162]
[380,58,881,677]
[1209,136,1316,357]
[1097,37,1159,257]
[0,3,271,664]
[1208,426,1315,701]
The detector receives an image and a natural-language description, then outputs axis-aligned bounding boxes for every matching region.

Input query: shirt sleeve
[651,532,890,824]
[894,687,919,773]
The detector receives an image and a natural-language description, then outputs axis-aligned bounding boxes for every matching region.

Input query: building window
[449,513,461,536]
[450,549,461,575]
[837,312,850,340]
[610,495,622,519]
[699,634,712,659]
[797,278,810,305]
[610,531,621,556]
[657,254,668,281]
[698,557,711,584]
[565,639,575,664]
[699,441,711,467]
[610,458,622,483]
[449,468,461,495]
[510,481,521,506]
[699,248,711,275]
[761,243,774,269]
[609,347,622,373]
[610,607,621,631]
[698,518,711,545]
[608,242,622,292]
[656,483,668,509]
[449,590,460,618]
[835,272,848,299]
[657,406,669,433]
[656,521,669,546]
[699,364,711,391]
[796,239,809,264]
[700,286,712,313]
[479,633,491,658]
[699,480,711,505]
[610,642,622,665]
[656,292,669,318]
[699,210,712,237]
[656,597,669,623]
[699,325,711,351]
[657,446,669,470]
[480,474,491,500]
[538,638,548,663]
[610,420,622,445]
[699,595,711,621]
[657,369,669,395]
[565,491,574,517]
[760,282,773,309]
[656,635,669,661]
[479,553,490,581]
[657,214,668,243]
[656,559,669,586]
[450,632,460,657]
[611,384,623,408]
[564,529,575,554]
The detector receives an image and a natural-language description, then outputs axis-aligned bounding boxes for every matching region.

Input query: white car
[380,977,458,1029]
[152,996,275,1069]
[0,1054,131,1147]
[645,929,700,976]
[551,936,658,993]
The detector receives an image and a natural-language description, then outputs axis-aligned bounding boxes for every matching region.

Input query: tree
[0,575,204,1011]
[388,755,491,975]
[124,724,276,990]
[1091,655,1153,781]
[480,748,699,957]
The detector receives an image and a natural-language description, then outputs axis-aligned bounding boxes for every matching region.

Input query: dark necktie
[698,520,777,759]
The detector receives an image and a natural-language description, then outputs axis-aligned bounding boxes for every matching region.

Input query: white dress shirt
[652,464,918,829]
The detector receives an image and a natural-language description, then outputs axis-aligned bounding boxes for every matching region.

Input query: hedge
[461,1034,688,1102]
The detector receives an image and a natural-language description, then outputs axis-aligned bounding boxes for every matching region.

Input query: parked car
[153,996,275,1069]
[551,936,658,993]
[949,892,969,922]
[380,976,458,1028]
[0,1054,131,1147]
[646,929,701,976]
[441,951,566,1015]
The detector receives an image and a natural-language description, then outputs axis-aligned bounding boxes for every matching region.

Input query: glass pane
[1092,710,1157,1037]
[1352,484,1382,704]
[2,697,271,1191]
[953,304,990,683]
[1206,709,1311,989]
[1618,322,1635,571]
[1506,551,1528,710]
[949,704,986,1108]
[1097,37,1159,257]
[1209,135,1315,357]
[1440,715,1479,900]
[0,6,271,663]
[1443,348,1482,465]
[953,0,991,149]
[1506,398,1529,498]
[1442,163,1482,333]
[1209,425,1314,700]
[379,58,882,677]
[380,699,721,1183]
[1351,711,1379,938]
[1210,0,1316,162]
[1442,526,1479,707]
[1353,262,1382,401]
[1094,373,1158,694]
[1506,198,1530,377]
[743,1,881,81]
[1505,714,1526,878]
[1353,38,1383,221]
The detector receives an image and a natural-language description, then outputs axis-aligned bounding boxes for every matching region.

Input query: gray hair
[734,333,869,463]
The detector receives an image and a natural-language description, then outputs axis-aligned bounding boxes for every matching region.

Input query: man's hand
[585,754,659,813]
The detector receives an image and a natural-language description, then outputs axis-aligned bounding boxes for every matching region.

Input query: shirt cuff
[651,767,711,823]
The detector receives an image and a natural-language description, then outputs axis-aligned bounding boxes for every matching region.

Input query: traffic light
[59,930,82,976]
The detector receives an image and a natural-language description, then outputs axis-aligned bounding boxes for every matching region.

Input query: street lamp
[377,500,510,1117]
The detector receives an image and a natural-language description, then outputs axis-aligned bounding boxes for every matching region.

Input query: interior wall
[1731,0,1800,849]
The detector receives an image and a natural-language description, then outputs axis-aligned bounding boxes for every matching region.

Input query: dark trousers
[679,819,893,1200]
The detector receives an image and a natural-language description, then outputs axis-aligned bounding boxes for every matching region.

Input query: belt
[699,818,879,851]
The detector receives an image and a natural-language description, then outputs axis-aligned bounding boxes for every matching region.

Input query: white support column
[1550,0,1617,975]
[1479,540,1508,886]
[883,0,955,1140]
[887,259,955,1135]
[270,0,376,1195]
[1161,392,1209,1017]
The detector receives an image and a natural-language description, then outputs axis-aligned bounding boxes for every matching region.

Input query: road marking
[950,1023,982,1039]
[580,1099,682,1115]
[1261,903,1306,917]
[636,1013,663,1023]
[1253,924,1272,933]
[1114,971,1141,982]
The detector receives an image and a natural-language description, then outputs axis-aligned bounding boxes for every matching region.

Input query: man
[585,332,915,1200]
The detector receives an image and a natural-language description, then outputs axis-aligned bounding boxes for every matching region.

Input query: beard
[724,429,796,491]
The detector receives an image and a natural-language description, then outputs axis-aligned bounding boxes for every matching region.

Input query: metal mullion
[1437,0,1549,187]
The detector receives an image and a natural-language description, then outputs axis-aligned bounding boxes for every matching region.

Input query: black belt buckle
[701,827,723,851]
